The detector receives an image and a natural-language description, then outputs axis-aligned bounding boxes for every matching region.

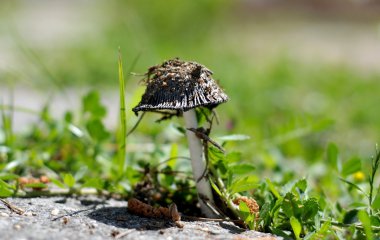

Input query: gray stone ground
[0,197,280,240]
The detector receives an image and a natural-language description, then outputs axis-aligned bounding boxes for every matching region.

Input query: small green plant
[0,89,141,197]
[334,146,380,238]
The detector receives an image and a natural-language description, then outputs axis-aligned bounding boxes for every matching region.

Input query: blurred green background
[1,0,380,175]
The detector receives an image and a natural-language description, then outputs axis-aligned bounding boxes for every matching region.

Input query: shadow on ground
[88,206,174,230]
[88,205,245,235]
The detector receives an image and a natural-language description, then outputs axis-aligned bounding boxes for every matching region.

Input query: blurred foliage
[1,1,379,154]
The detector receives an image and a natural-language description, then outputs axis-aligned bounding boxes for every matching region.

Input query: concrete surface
[0,196,280,240]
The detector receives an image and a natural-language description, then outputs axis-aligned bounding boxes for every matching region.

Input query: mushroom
[133,58,228,217]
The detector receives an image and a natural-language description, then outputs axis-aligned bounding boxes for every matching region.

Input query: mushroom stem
[183,109,217,218]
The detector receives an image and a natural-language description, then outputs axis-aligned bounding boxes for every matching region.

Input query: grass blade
[358,210,373,240]
[339,177,367,197]
[290,216,302,240]
[117,48,127,174]
[0,97,14,147]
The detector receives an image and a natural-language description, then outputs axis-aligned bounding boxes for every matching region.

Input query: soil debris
[233,196,260,217]
[128,198,184,227]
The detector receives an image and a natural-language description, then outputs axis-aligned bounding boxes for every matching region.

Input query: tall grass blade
[369,145,380,213]
[0,93,14,147]
[117,48,127,174]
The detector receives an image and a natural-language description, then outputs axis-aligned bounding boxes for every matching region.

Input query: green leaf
[266,178,281,199]
[343,209,358,224]
[349,201,368,209]
[341,157,361,177]
[195,107,212,124]
[167,143,178,168]
[259,202,272,227]
[82,178,104,190]
[23,183,47,189]
[0,179,13,197]
[302,198,319,221]
[272,198,284,217]
[174,125,186,135]
[239,200,250,213]
[358,210,373,240]
[86,119,110,142]
[227,170,233,189]
[0,187,13,197]
[370,215,380,227]
[50,178,65,189]
[230,182,258,195]
[229,175,258,194]
[217,134,250,142]
[308,221,331,240]
[327,143,338,170]
[208,146,226,164]
[82,91,106,118]
[283,192,302,218]
[226,152,242,163]
[209,179,222,197]
[339,178,366,195]
[294,178,307,193]
[63,173,76,188]
[335,202,343,213]
[64,111,73,123]
[0,173,19,181]
[238,201,252,225]
[270,227,292,239]
[229,163,255,176]
[160,166,175,186]
[372,187,380,210]
[290,216,302,239]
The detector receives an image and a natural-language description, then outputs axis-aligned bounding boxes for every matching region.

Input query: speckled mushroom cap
[132,58,229,114]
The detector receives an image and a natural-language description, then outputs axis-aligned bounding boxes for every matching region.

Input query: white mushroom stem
[183,109,217,218]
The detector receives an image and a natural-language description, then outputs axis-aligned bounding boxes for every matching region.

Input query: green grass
[117,49,127,177]
[1,1,380,239]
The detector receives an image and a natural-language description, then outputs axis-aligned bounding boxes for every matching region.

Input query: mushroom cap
[132,58,229,114]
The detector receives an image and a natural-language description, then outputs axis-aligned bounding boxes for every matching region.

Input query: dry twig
[0,199,25,215]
